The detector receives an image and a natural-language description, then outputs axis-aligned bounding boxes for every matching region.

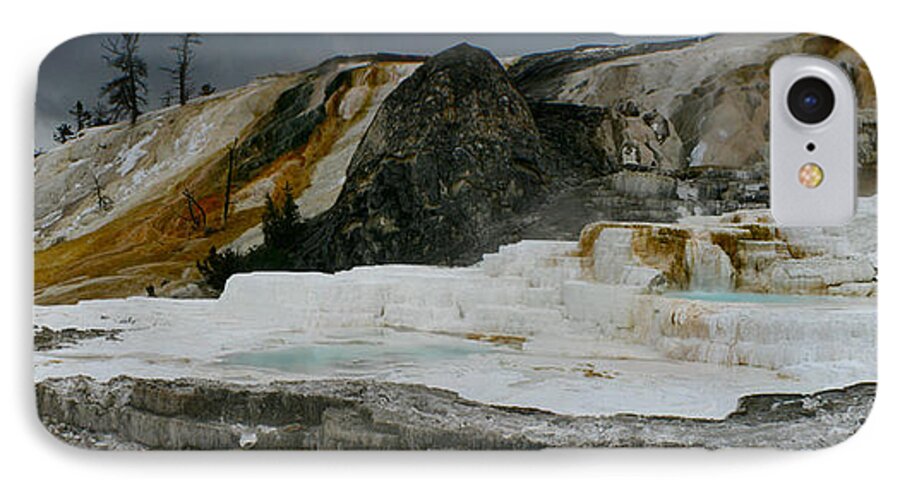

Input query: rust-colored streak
[35,63,390,305]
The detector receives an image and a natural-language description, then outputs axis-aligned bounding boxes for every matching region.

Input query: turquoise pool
[224,337,494,374]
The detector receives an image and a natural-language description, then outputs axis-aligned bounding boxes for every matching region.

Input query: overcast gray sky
[36,33,678,149]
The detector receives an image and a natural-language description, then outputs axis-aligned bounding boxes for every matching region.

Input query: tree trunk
[222,139,236,228]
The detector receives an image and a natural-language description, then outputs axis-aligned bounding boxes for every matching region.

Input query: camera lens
[787,77,835,124]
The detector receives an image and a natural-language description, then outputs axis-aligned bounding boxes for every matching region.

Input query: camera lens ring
[787,77,835,125]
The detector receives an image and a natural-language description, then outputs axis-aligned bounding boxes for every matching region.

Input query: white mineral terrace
[33,202,877,419]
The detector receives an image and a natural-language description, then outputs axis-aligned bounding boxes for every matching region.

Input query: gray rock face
[36,376,873,450]
[507,37,707,102]
[509,34,875,177]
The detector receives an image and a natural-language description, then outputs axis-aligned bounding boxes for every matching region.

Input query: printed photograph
[33,33,876,449]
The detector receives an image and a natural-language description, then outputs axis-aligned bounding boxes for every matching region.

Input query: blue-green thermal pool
[224,337,494,374]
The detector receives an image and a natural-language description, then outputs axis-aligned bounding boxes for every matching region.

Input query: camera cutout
[770,56,857,226]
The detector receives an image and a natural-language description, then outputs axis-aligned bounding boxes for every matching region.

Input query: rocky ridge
[36,375,874,450]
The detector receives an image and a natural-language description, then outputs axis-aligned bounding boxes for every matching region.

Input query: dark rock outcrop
[528,102,613,175]
[287,43,549,270]
[33,325,122,352]
[36,376,875,450]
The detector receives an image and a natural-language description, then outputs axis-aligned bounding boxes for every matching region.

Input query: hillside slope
[34,34,875,304]
[35,56,422,304]
[510,34,876,172]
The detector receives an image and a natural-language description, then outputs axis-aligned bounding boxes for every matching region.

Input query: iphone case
[33,33,876,449]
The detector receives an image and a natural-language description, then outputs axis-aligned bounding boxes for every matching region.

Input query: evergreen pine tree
[90,101,112,127]
[68,101,92,132]
[53,123,75,144]
[199,83,217,96]
[262,183,300,250]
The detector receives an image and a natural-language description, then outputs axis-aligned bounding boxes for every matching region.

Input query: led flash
[798,162,824,188]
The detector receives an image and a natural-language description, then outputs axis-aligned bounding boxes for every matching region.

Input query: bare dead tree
[182,189,207,230]
[222,138,237,228]
[90,171,113,212]
[161,34,202,106]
